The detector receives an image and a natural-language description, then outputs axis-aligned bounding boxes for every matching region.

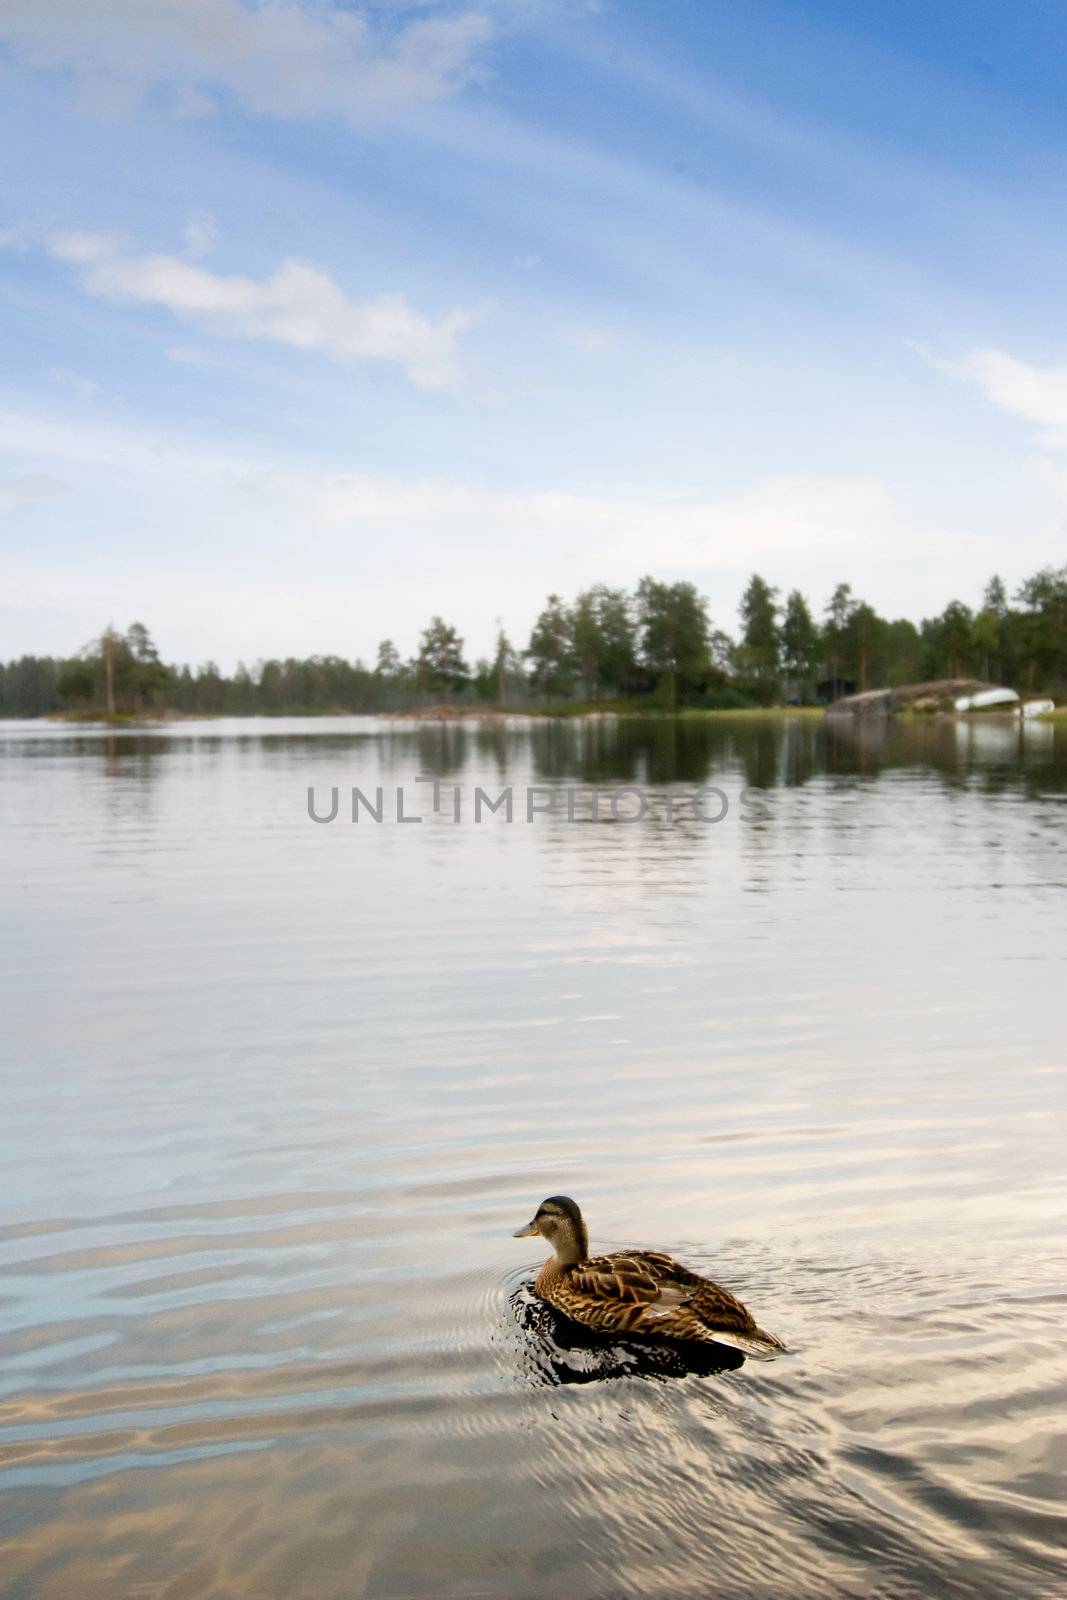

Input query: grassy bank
[48,706,360,723]
[524,699,825,719]
[48,709,189,725]
[45,701,835,724]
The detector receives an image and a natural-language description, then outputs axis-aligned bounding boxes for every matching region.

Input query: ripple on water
[1,717,1065,1599]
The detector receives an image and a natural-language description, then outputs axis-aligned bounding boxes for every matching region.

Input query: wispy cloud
[0,220,36,251]
[1,402,885,566]
[564,324,619,354]
[182,210,217,261]
[251,465,884,575]
[950,348,1067,449]
[166,345,213,367]
[0,472,70,513]
[41,231,478,388]
[0,0,492,121]
[2,401,1054,661]
[48,367,101,399]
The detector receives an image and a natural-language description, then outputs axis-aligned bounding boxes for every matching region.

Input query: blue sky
[2,0,1066,669]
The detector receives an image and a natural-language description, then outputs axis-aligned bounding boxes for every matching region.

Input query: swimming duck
[513,1196,785,1359]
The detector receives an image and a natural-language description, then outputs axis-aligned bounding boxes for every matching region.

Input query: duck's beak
[512,1218,539,1238]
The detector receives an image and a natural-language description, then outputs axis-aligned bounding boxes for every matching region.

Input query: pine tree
[823,583,855,697]
[526,594,575,698]
[634,577,710,707]
[738,573,781,692]
[781,590,820,700]
[415,617,469,696]
[375,640,402,676]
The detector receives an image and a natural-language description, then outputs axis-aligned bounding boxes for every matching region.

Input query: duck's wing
[558,1251,786,1355]
[566,1251,677,1304]
[551,1251,707,1330]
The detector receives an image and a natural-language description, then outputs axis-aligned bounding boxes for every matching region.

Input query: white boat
[953,687,1020,712]
[1020,698,1055,719]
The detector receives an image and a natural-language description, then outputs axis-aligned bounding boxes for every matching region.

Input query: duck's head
[512,1195,589,1265]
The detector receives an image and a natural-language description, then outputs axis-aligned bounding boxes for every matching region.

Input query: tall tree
[592,585,636,694]
[493,624,520,706]
[1015,564,1067,688]
[883,618,922,686]
[526,594,575,698]
[972,607,1001,683]
[567,584,636,698]
[982,575,1008,618]
[571,589,603,698]
[634,577,709,707]
[100,626,121,714]
[125,622,158,663]
[823,583,855,697]
[844,601,883,692]
[737,574,781,695]
[936,600,976,679]
[707,628,736,680]
[415,616,469,696]
[375,639,402,676]
[780,590,821,700]
[124,621,167,707]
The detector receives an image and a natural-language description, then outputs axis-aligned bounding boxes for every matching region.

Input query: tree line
[1,564,1064,718]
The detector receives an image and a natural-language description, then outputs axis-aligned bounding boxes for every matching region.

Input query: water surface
[1,714,1064,1599]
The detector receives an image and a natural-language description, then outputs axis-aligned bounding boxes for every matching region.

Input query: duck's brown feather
[536,1249,784,1351]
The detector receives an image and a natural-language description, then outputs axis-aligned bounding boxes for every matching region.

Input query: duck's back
[537,1248,784,1355]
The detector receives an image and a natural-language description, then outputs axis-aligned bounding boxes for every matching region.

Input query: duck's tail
[705,1326,786,1361]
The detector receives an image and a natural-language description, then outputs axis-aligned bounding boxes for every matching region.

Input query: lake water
[1,713,1064,1600]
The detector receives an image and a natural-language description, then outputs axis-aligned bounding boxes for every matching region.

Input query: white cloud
[952,348,1067,448]
[46,230,116,265]
[2,400,889,568]
[565,324,619,354]
[0,473,71,513]
[43,231,477,388]
[6,403,1056,665]
[0,406,904,577]
[48,367,102,399]
[250,465,884,576]
[0,0,492,122]
[182,210,217,260]
[166,345,213,366]
[0,220,36,251]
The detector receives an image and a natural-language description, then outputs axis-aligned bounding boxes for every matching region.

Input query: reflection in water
[0,714,1064,1600]
[14,710,1065,797]
[507,1281,745,1384]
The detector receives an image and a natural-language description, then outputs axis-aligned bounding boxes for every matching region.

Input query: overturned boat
[953,687,1020,712]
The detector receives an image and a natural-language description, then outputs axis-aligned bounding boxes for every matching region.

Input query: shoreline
[42,705,830,725]
[27,702,1065,727]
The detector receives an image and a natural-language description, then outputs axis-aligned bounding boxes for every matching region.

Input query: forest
[2,566,1064,718]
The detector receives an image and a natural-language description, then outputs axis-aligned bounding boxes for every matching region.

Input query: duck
[513,1195,785,1359]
